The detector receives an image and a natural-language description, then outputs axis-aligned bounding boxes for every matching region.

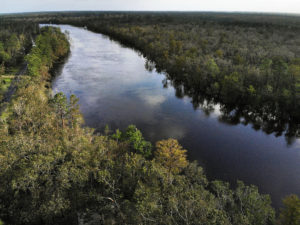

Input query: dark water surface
[50,25,300,209]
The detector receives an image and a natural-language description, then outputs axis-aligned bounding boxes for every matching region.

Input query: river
[48,24,300,209]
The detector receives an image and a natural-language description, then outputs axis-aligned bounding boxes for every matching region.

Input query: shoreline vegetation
[0,13,299,224]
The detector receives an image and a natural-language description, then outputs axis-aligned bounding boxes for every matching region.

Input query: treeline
[17,11,300,138]
[0,24,299,225]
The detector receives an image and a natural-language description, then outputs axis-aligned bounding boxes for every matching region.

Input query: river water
[49,25,300,209]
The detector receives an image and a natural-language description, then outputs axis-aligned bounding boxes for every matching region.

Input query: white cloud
[141,95,166,107]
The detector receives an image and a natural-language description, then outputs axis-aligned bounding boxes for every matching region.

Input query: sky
[1,0,300,14]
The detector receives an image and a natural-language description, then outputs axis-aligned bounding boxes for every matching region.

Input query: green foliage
[0,21,38,69]
[215,49,224,58]
[26,26,69,78]
[0,76,12,102]
[210,180,276,225]
[248,85,256,95]
[279,195,300,225]
[206,58,220,78]
[0,43,11,64]
[6,34,21,57]
[112,125,152,157]
[25,49,42,76]
[51,92,68,128]
[221,72,243,103]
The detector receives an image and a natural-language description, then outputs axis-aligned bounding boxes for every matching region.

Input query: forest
[0,13,299,224]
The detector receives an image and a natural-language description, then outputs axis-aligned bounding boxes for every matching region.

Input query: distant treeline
[8,11,300,139]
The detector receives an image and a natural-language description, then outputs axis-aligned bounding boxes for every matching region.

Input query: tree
[206,58,220,78]
[248,85,256,96]
[51,92,68,129]
[215,49,224,58]
[271,57,289,92]
[6,34,20,58]
[0,42,10,64]
[221,72,243,103]
[210,180,275,225]
[279,195,300,225]
[155,139,188,174]
[112,125,152,158]
[68,94,83,129]
[25,50,42,76]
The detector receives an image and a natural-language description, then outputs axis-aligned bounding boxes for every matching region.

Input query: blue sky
[1,0,300,14]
